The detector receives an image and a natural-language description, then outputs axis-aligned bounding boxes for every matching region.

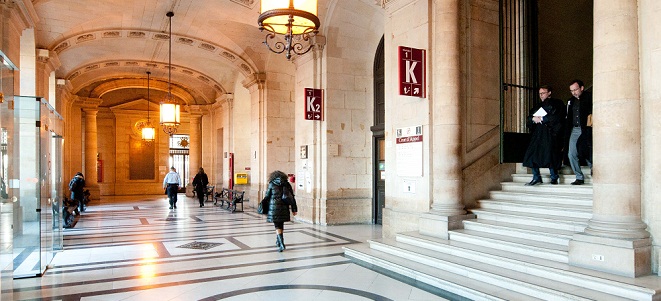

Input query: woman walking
[263,170,297,252]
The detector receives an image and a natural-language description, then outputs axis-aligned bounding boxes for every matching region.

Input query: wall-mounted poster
[396,125,423,177]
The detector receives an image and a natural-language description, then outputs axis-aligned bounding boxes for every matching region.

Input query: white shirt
[163,171,181,187]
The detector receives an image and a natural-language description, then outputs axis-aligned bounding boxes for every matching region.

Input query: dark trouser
[196,189,205,205]
[532,167,559,181]
[167,184,179,207]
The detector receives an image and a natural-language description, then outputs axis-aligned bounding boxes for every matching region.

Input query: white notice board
[396,125,423,177]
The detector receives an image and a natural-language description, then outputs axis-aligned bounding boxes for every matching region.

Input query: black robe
[523,98,566,169]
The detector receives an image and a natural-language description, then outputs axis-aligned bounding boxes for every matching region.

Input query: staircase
[344,168,661,300]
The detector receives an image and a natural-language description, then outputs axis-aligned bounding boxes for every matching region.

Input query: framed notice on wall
[396,125,423,177]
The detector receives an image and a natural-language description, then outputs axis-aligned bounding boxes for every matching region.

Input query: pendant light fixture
[141,71,155,142]
[159,11,180,136]
[258,0,320,60]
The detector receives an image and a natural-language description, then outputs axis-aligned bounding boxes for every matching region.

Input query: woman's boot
[276,234,285,252]
[278,233,285,251]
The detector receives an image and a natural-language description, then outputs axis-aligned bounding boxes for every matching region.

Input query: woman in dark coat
[192,167,209,207]
[263,170,297,252]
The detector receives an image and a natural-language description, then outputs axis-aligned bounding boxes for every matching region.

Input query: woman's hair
[268,170,287,183]
[198,167,205,174]
[75,172,84,177]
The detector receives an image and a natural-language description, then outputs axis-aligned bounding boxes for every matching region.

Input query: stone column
[189,113,202,171]
[80,99,102,200]
[186,108,202,197]
[419,0,474,239]
[568,0,651,277]
[243,73,266,204]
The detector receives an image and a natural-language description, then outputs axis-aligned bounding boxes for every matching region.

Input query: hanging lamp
[141,71,155,142]
[258,0,320,60]
[159,11,180,136]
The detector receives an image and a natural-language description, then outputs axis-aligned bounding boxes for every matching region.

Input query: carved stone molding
[51,29,258,77]
[229,0,256,9]
[241,73,266,90]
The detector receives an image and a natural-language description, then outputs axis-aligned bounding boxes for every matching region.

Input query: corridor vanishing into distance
[9,195,450,301]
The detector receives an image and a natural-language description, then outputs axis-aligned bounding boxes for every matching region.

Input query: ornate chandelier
[159,11,180,136]
[258,0,320,60]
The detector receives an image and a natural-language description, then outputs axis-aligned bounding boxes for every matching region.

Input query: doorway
[372,36,385,224]
[169,134,190,191]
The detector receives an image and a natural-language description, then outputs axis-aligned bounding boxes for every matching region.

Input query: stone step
[512,173,593,184]
[477,199,592,219]
[462,219,574,245]
[449,228,569,263]
[489,190,593,206]
[349,238,637,301]
[393,232,656,301]
[500,181,594,195]
[343,243,541,301]
[470,209,588,232]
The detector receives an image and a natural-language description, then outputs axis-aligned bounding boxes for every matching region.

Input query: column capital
[78,97,103,111]
[36,49,61,72]
[241,73,266,90]
[188,104,210,118]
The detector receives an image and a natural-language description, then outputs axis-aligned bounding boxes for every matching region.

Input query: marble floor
[10,195,453,301]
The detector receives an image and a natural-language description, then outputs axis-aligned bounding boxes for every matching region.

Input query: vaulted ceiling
[31,0,296,108]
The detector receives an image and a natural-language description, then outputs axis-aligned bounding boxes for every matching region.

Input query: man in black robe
[522,85,566,185]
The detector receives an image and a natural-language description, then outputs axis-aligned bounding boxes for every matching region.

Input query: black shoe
[174,205,177,209]
[550,179,558,185]
[571,179,584,185]
[169,206,173,209]
[525,179,543,186]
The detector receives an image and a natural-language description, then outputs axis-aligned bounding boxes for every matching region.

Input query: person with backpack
[69,172,86,214]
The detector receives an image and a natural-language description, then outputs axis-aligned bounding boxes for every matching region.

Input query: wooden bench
[213,188,246,212]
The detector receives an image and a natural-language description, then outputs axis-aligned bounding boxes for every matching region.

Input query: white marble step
[489,190,593,206]
[500,182,594,195]
[362,238,634,301]
[470,209,588,232]
[394,231,656,301]
[449,229,568,263]
[477,199,592,219]
[462,219,574,245]
[343,243,540,301]
[512,173,593,184]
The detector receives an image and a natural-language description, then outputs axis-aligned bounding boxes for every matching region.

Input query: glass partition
[0,50,16,299]
[5,96,63,278]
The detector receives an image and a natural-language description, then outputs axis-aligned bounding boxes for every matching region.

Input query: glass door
[12,96,43,278]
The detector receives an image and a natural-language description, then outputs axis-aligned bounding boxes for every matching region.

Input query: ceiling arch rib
[90,78,195,106]
[50,29,259,77]
[67,60,226,102]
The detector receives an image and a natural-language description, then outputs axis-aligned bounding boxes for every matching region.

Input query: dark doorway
[499,0,593,163]
[372,36,385,224]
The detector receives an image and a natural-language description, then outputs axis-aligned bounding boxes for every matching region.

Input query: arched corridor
[2,0,661,299]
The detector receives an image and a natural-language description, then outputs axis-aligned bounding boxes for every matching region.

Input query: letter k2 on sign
[398,46,426,98]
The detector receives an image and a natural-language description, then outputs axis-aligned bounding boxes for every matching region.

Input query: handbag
[258,197,269,214]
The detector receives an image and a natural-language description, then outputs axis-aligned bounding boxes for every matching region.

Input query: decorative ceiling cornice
[229,0,256,9]
[51,29,258,77]
[66,59,226,96]
[89,78,196,105]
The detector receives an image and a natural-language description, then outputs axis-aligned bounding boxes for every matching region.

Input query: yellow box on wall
[234,172,248,184]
